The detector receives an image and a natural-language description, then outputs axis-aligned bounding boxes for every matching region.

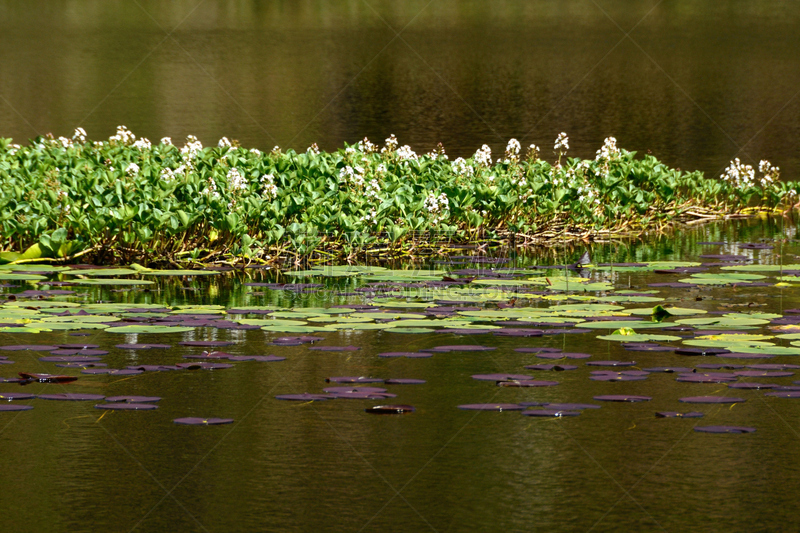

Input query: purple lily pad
[0,392,35,401]
[308,345,360,352]
[173,417,234,425]
[105,396,161,403]
[48,350,109,357]
[471,373,533,381]
[750,364,800,370]
[729,382,776,389]
[545,403,601,410]
[115,344,172,349]
[325,376,385,384]
[591,374,649,382]
[717,353,774,359]
[175,362,233,370]
[178,341,235,347]
[696,364,744,370]
[492,329,544,337]
[127,365,180,372]
[514,347,563,353]
[329,391,397,399]
[675,347,730,356]
[537,352,592,360]
[0,404,33,411]
[275,393,335,401]
[95,403,158,410]
[457,403,524,411]
[57,344,100,349]
[524,364,578,371]
[378,352,432,358]
[738,243,773,249]
[81,368,143,375]
[643,367,695,374]
[765,391,800,398]
[498,380,559,387]
[521,409,581,417]
[0,345,59,351]
[324,386,387,394]
[773,385,800,391]
[366,405,415,414]
[735,370,794,378]
[38,393,106,401]
[423,345,497,352]
[622,343,674,352]
[655,412,704,418]
[437,328,492,335]
[384,379,426,385]
[226,355,285,362]
[594,395,652,402]
[40,356,103,363]
[18,373,77,383]
[695,425,755,433]
[183,353,231,360]
[679,396,746,404]
[587,361,637,367]
[542,329,588,335]
[0,360,13,365]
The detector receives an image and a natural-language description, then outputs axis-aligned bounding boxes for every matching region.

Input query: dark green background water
[2,218,800,532]
[1,0,798,179]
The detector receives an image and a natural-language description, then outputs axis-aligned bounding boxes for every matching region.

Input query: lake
[2,217,800,531]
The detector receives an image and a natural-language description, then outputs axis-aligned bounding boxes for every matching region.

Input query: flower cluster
[260,174,278,199]
[357,138,376,153]
[504,138,521,163]
[424,191,449,223]
[721,158,755,187]
[181,135,203,159]
[381,135,398,154]
[160,137,173,146]
[72,128,87,143]
[227,168,247,191]
[426,143,448,160]
[57,136,73,149]
[307,143,320,155]
[526,144,540,162]
[365,179,381,201]
[759,160,780,186]
[595,137,619,162]
[554,132,569,152]
[218,137,232,149]
[473,144,492,167]
[396,145,418,161]
[126,163,140,177]
[201,177,220,199]
[132,137,151,151]
[452,157,474,178]
[110,126,136,146]
[339,165,366,188]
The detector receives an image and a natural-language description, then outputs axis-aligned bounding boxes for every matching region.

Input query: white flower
[721,158,755,187]
[376,163,388,175]
[360,207,378,223]
[595,137,619,161]
[72,127,87,143]
[357,138,375,153]
[218,137,232,148]
[452,157,474,177]
[160,168,177,183]
[527,144,540,161]
[307,143,320,155]
[424,191,449,223]
[227,168,247,191]
[554,132,569,152]
[126,163,140,177]
[250,148,262,156]
[260,174,278,198]
[396,145,418,161]
[160,137,173,145]
[382,134,398,153]
[366,179,381,200]
[132,137,151,150]
[57,136,73,148]
[181,135,203,159]
[505,138,521,157]
[110,126,136,145]
[473,144,492,167]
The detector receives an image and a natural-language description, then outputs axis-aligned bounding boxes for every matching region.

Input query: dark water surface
[1,1,799,179]
[2,218,800,531]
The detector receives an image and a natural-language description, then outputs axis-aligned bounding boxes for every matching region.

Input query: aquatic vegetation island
[0,127,795,265]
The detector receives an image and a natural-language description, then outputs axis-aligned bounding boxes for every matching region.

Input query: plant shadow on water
[1,218,800,531]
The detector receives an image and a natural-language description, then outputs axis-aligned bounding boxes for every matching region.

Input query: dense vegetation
[0,127,795,265]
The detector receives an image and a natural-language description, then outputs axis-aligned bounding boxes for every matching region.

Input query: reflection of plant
[0,128,796,264]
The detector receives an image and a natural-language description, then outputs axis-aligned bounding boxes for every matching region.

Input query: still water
[1,0,799,179]
[1,218,800,532]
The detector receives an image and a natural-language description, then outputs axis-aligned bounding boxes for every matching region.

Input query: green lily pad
[40,315,120,323]
[62,268,139,276]
[25,322,109,330]
[73,279,155,286]
[576,321,674,329]
[626,307,707,316]
[103,325,197,334]
[0,326,52,333]
[597,333,682,342]
[692,272,766,280]
[142,270,220,276]
[261,325,335,333]
[682,339,775,348]
[675,317,769,326]
[237,319,308,326]
[387,328,435,334]
[0,273,47,281]
[593,296,664,303]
